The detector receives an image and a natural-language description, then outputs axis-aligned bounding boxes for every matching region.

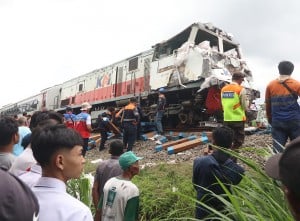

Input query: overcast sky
[1,0,299,108]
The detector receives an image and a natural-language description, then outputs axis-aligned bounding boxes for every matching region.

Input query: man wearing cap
[265,61,300,153]
[221,72,248,152]
[75,102,92,157]
[63,106,76,129]
[265,136,300,221]
[97,151,142,221]
[156,88,166,135]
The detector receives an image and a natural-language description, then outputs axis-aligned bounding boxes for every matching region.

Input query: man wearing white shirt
[31,123,93,221]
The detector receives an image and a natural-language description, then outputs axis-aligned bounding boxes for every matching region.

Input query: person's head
[0,169,39,221]
[29,110,63,131]
[107,106,115,113]
[158,87,165,94]
[278,61,294,75]
[22,112,27,117]
[0,117,19,150]
[212,126,234,149]
[265,137,300,220]
[80,102,92,112]
[17,116,28,126]
[119,151,142,177]
[232,72,245,85]
[109,139,124,157]
[130,97,137,104]
[31,124,85,182]
[66,107,73,113]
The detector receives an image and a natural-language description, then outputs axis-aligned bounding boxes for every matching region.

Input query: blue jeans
[155,110,164,134]
[272,120,300,153]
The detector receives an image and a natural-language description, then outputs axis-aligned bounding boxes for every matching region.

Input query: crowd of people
[1,60,300,220]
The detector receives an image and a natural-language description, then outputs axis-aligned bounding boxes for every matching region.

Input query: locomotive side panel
[41,84,62,110]
[17,93,43,115]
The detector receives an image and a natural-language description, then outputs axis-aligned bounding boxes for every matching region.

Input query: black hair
[232,72,245,80]
[66,107,73,112]
[107,106,115,112]
[0,117,18,147]
[31,124,83,167]
[109,139,124,156]
[130,97,137,103]
[212,126,234,149]
[29,111,63,130]
[278,61,294,75]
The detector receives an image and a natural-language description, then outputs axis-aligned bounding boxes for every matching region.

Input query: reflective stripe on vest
[221,84,246,121]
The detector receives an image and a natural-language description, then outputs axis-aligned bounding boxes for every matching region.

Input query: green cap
[119,151,143,170]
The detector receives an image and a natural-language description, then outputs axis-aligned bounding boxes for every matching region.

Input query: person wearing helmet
[156,88,167,135]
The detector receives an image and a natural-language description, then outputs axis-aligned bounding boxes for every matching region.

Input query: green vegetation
[71,147,294,220]
[133,163,195,221]
[67,173,92,208]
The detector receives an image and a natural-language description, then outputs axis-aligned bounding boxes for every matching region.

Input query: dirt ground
[85,132,273,169]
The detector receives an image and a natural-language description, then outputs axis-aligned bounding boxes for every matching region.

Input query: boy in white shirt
[31,123,93,221]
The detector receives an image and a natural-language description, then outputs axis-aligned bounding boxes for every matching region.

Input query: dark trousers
[223,121,245,150]
[99,131,108,151]
[82,138,89,157]
[123,122,137,151]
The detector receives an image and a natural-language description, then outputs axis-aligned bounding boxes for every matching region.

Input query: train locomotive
[0,22,260,129]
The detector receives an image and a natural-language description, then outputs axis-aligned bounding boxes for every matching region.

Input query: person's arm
[124,196,139,221]
[95,194,104,221]
[86,115,92,132]
[115,108,124,118]
[94,209,101,221]
[133,108,140,123]
[239,88,249,111]
[265,86,272,124]
[92,180,100,208]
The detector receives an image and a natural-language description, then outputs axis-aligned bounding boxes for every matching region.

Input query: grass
[134,163,195,220]
[71,146,294,220]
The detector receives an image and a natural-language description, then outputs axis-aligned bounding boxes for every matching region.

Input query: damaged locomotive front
[146,22,260,128]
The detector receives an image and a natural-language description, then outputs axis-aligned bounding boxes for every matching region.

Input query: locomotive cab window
[129,57,138,71]
[78,83,84,92]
